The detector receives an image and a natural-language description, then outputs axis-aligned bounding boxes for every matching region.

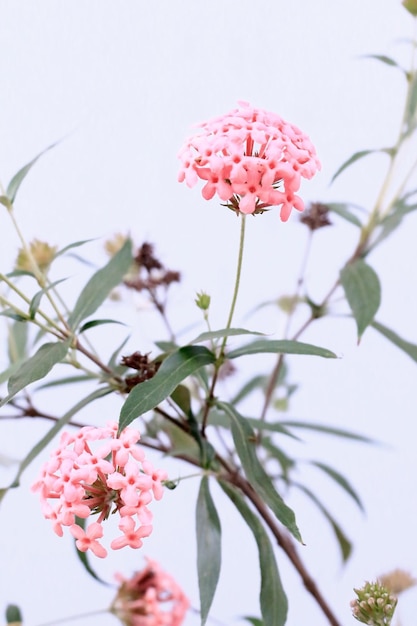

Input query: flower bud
[351,580,397,625]
[195,291,211,311]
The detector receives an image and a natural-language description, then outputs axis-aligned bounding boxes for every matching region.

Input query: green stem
[220,213,246,355]
[34,608,109,626]
[201,213,247,435]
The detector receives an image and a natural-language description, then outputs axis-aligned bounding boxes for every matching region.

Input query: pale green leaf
[1,340,69,406]
[279,420,375,444]
[220,481,287,626]
[68,238,132,330]
[6,141,59,203]
[326,202,363,227]
[196,476,221,626]
[309,461,364,511]
[363,54,406,72]
[190,328,264,344]
[331,149,391,184]
[118,346,215,431]
[217,401,302,543]
[294,482,353,562]
[340,259,381,340]
[372,320,417,363]
[227,339,336,360]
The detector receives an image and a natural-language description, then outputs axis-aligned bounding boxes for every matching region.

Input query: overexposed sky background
[1,2,417,625]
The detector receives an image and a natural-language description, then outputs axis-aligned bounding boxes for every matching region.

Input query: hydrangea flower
[31,422,167,558]
[110,558,190,626]
[178,101,320,220]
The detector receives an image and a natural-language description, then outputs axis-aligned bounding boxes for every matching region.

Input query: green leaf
[331,149,391,184]
[190,327,264,344]
[227,339,336,360]
[74,516,110,585]
[372,320,417,363]
[37,374,97,389]
[78,318,126,334]
[217,401,302,543]
[369,199,417,250]
[7,320,28,364]
[326,202,363,227]
[230,375,268,405]
[29,278,67,319]
[196,476,221,626]
[68,238,132,330]
[340,259,381,341]
[245,418,300,440]
[118,345,215,432]
[0,195,12,210]
[6,141,59,203]
[363,54,406,72]
[220,481,287,626]
[243,619,264,626]
[0,387,112,502]
[53,238,94,259]
[309,461,364,511]
[6,604,22,623]
[294,482,353,562]
[1,340,70,406]
[279,420,376,444]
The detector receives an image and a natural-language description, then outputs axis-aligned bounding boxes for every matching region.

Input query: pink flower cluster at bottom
[31,422,167,558]
[111,559,190,626]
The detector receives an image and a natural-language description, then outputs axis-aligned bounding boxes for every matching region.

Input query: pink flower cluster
[111,558,190,626]
[178,101,321,221]
[32,422,167,558]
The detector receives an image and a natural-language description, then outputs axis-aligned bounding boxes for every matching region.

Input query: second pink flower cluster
[32,422,167,558]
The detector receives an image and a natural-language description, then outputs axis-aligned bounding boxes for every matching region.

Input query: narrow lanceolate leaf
[190,327,264,344]
[294,482,353,562]
[217,401,302,543]
[279,420,376,444]
[1,340,69,406]
[227,339,336,360]
[119,346,215,432]
[0,387,112,503]
[309,461,364,511]
[372,320,417,363]
[325,202,363,227]
[340,259,381,341]
[363,54,406,72]
[220,481,287,626]
[68,238,132,330]
[331,149,391,184]
[196,476,221,626]
[6,141,59,203]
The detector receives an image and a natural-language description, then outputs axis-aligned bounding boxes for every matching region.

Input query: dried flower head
[32,422,167,558]
[110,558,190,626]
[15,239,57,273]
[378,568,417,595]
[299,202,332,230]
[351,580,397,625]
[178,101,320,220]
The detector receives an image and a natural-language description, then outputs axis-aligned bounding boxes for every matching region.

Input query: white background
[1,1,417,625]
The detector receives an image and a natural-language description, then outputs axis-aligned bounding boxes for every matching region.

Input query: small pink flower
[70,522,107,558]
[110,558,190,626]
[178,101,320,220]
[32,422,167,558]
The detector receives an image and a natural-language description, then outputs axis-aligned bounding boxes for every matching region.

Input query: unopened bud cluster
[351,581,397,625]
